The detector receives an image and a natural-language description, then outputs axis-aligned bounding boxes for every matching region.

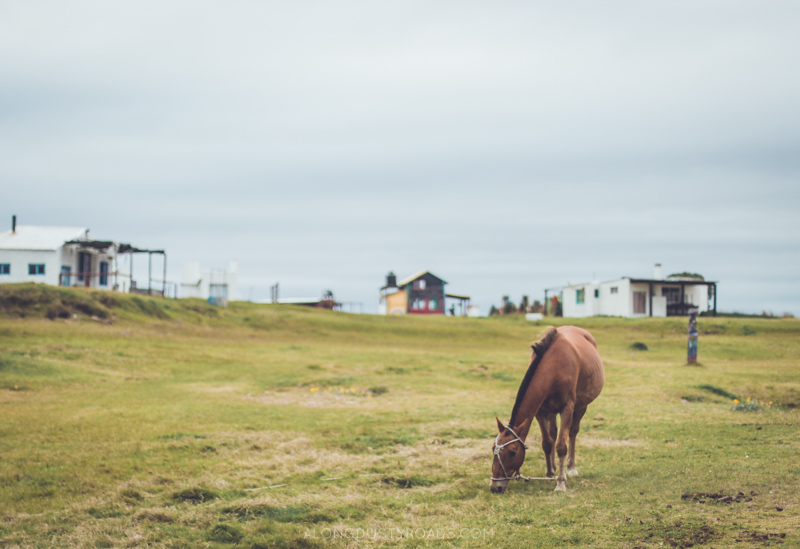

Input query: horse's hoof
[554,483,566,492]
[546,473,555,479]
[567,468,579,477]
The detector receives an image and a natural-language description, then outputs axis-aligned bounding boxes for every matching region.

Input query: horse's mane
[508,327,558,427]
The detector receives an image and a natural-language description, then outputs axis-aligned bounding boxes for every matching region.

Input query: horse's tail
[508,327,558,427]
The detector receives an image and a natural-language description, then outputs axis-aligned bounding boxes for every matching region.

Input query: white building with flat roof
[181,261,240,301]
[550,264,717,318]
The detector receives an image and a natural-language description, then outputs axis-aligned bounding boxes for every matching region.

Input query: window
[633,291,647,314]
[413,279,426,290]
[594,289,599,298]
[610,286,618,294]
[0,264,9,275]
[60,266,71,286]
[576,288,585,305]
[99,262,109,286]
[28,264,45,275]
[411,298,425,310]
[662,287,681,304]
[429,298,439,310]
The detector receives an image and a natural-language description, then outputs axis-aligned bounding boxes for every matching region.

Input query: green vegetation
[668,272,704,280]
[1,283,798,547]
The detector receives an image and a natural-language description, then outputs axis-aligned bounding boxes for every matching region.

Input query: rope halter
[491,425,529,482]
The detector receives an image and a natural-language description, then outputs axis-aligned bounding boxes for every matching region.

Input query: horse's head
[490,417,531,493]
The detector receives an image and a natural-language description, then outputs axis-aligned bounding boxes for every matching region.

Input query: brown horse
[490,326,604,493]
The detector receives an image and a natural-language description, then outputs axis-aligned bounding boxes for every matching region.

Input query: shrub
[628,342,648,351]
[731,397,772,412]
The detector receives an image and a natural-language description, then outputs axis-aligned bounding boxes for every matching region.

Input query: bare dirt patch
[681,491,756,504]
[580,435,644,449]
[247,390,385,408]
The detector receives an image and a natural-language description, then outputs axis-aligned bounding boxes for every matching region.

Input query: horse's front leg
[535,412,556,478]
[554,403,575,491]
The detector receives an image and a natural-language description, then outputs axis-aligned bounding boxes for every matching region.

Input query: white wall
[562,282,600,318]
[598,278,630,316]
[683,284,709,312]
[652,295,667,317]
[0,249,59,285]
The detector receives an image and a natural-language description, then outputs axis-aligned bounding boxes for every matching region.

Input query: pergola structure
[445,292,471,316]
[118,244,168,297]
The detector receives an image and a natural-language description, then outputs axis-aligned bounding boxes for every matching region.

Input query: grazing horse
[490,326,604,493]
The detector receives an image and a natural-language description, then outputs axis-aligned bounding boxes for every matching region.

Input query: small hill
[0,283,220,322]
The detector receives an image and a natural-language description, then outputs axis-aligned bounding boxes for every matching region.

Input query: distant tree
[532,300,543,313]
[503,301,517,316]
[520,295,529,313]
[668,272,704,280]
[489,305,500,316]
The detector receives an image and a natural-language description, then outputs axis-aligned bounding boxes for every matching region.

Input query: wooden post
[687,308,698,363]
[162,252,167,298]
[713,283,717,316]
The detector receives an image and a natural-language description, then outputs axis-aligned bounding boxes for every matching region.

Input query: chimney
[386,271,397,288]
[654,263,663,279]
[11,215,16,234]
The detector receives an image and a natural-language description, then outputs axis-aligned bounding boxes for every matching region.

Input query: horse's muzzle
[489,481,508,494]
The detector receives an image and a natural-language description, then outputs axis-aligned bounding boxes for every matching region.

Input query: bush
[628,342,648,351]
[731,398,772,412]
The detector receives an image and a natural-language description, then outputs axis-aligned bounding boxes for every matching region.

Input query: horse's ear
[496,417,506,433]
[514,417,532,440]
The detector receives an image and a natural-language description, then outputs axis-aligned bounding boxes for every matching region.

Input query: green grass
[0,283,798,547]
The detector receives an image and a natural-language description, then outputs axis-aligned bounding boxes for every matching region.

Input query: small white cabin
[0,222,118,290]
[553,265,717,318]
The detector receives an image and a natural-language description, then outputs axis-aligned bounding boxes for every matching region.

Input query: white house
[552,264,717,318]
[0,218,119,290]
[181,262,240,302]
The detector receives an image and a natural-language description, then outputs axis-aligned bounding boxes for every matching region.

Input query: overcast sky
[2,1,799,314]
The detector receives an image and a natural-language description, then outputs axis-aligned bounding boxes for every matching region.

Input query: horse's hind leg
[535,412,556,478]
[567,406,587,476]
[554,403,575,492]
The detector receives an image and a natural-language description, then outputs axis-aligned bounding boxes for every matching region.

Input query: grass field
[1,284,798,548]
